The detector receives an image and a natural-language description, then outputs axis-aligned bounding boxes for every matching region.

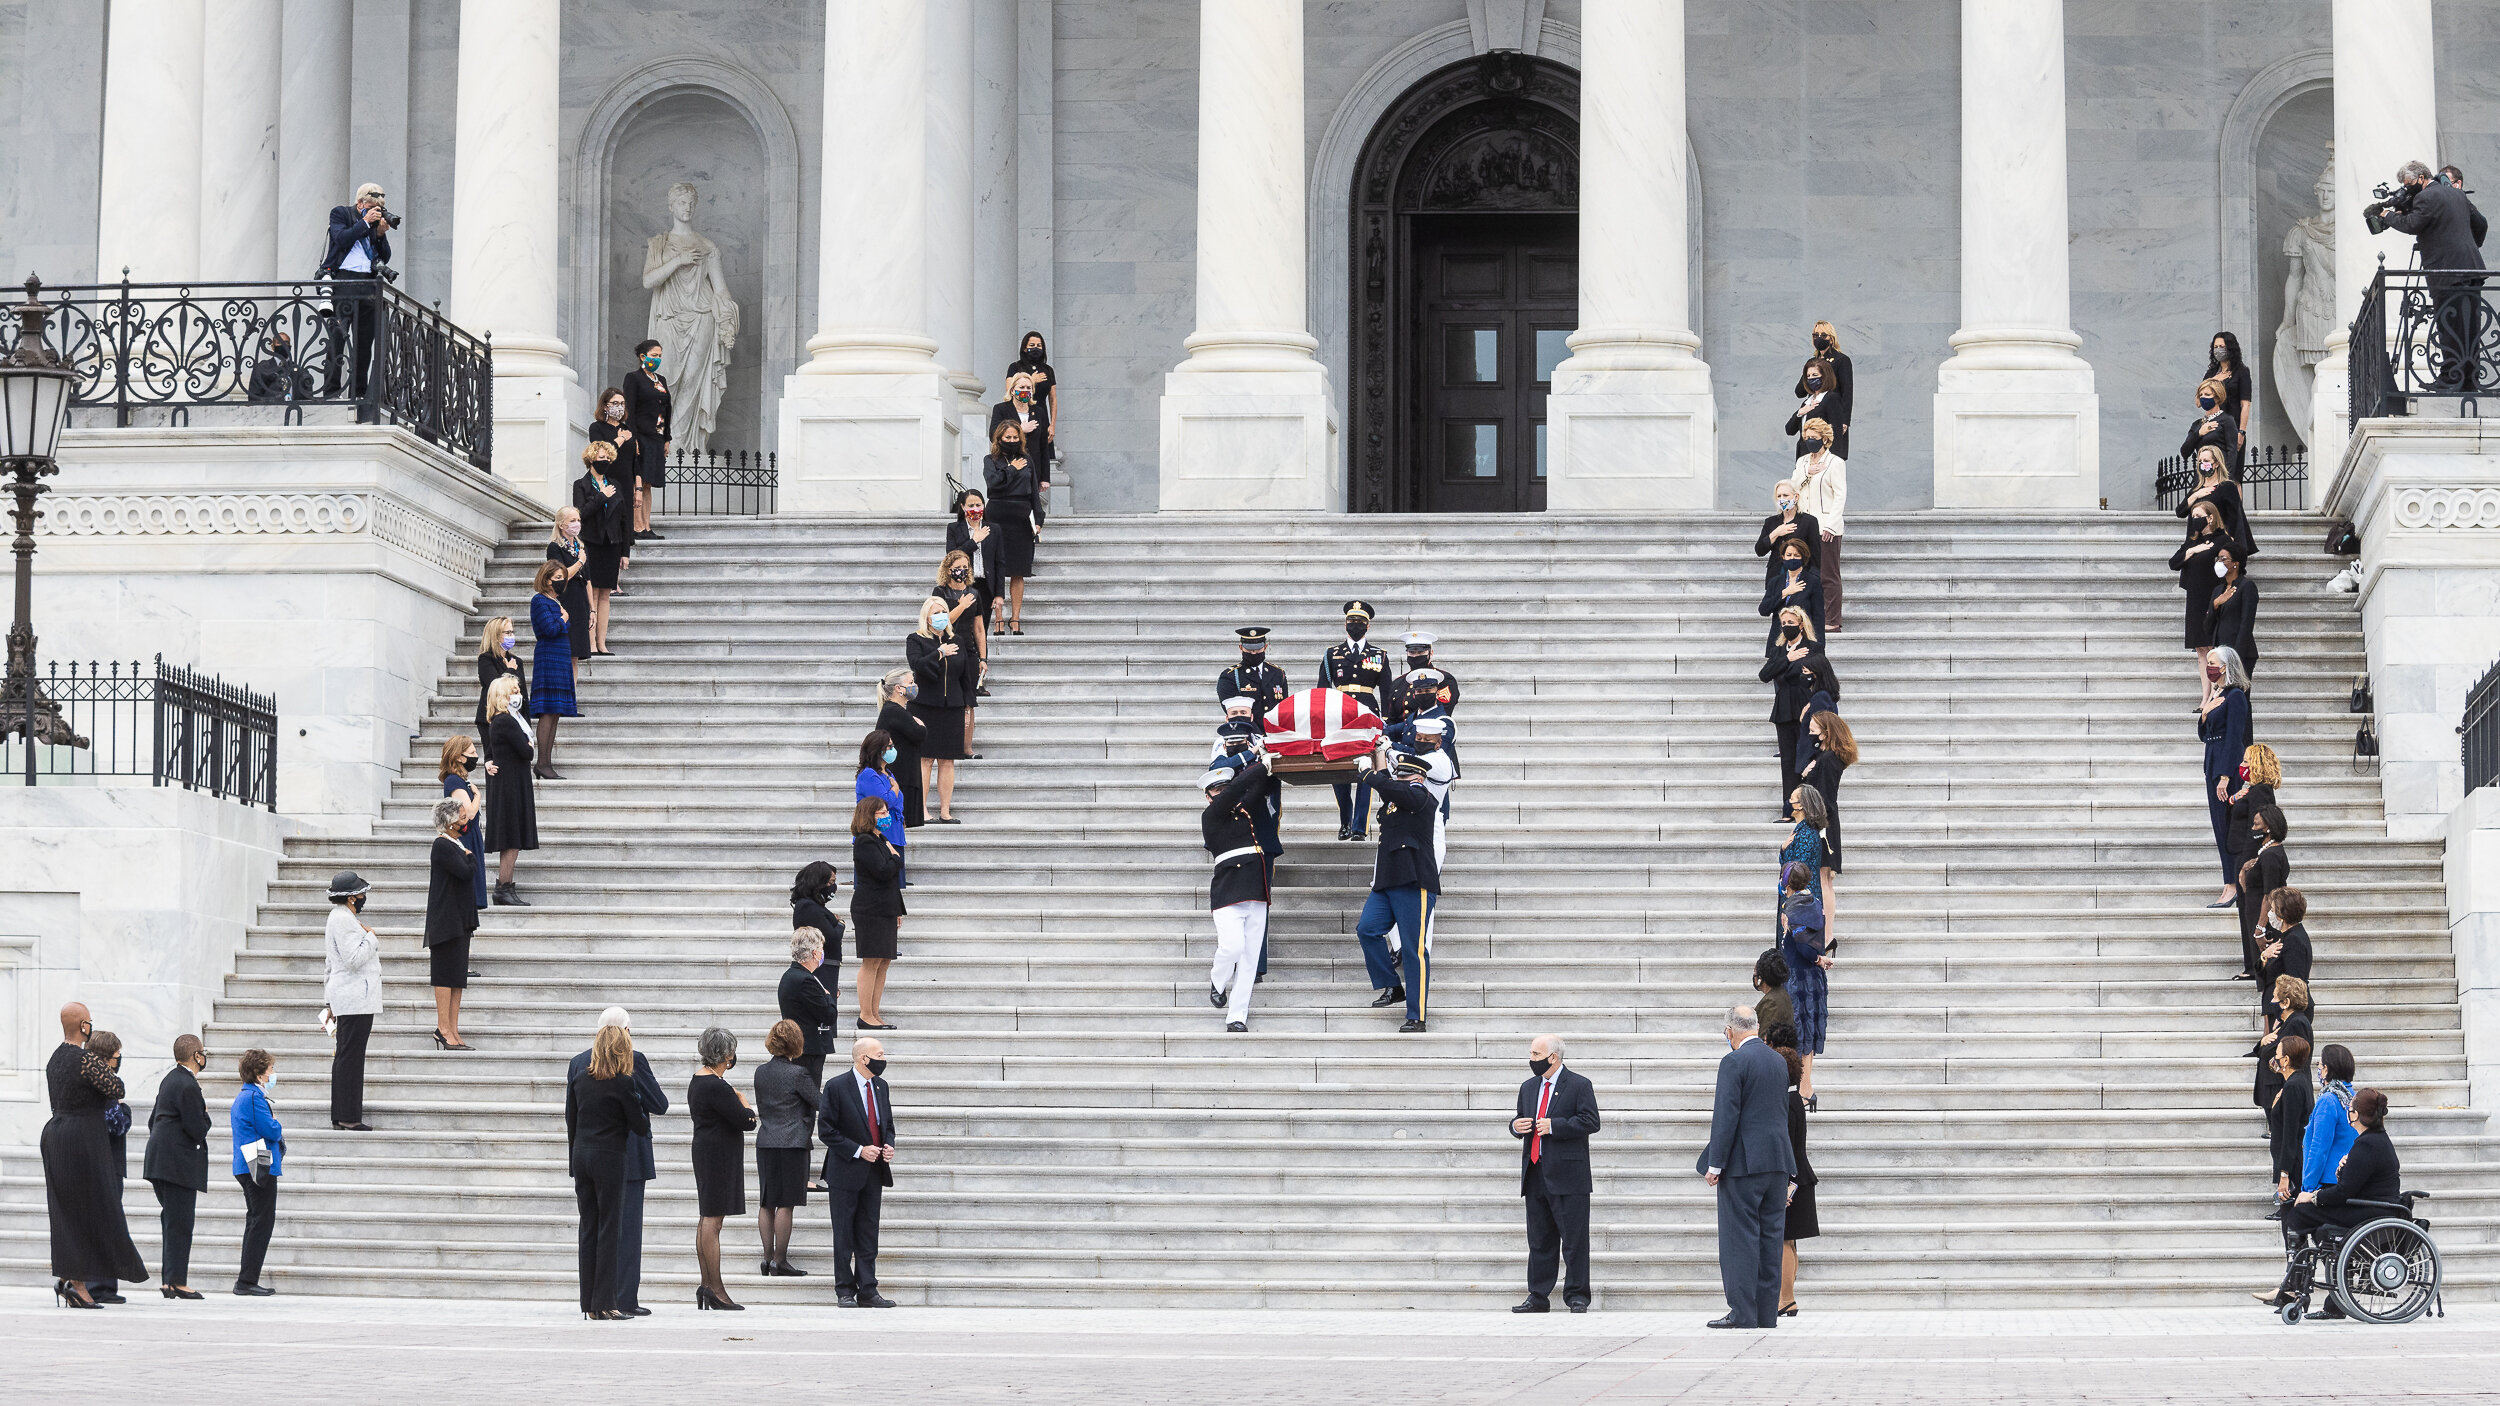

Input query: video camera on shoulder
[2364,180,2420,236]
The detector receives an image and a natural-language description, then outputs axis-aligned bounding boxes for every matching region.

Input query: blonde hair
[550,506,582,542]
[2196,445,2227,479]
[478,616,513,657]
[589,1024,633,1081]
[2274,975,2311,1014]
[1812,320,1841,352]
[2197,376,2229,403]
[913,596,947,638]
[881,666,913,700]
[583,440,617,467]
[486,675,522,718]
[2244,742,2281,787]
[1779,606,1819,645]
[1799,418,1834,446]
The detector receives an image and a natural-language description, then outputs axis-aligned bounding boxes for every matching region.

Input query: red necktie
[863,1079,880,1145]
[1531,1080,1553,1163]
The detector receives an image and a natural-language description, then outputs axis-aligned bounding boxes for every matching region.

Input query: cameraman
[318,182,396,399]
[2371,160,2488,393]
[2438,166,2489,250]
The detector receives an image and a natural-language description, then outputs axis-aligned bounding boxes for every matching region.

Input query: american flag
[1263,687,1382,761]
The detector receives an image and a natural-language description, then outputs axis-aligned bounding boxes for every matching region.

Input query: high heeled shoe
[696,1286,745,1311]
[52,1280,100,1309]
[160,1285,204,1300]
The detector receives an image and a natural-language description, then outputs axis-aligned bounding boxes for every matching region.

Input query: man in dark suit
[317,182,393,398]
[142,1034,213,1297]
[567,1007,668,1315]
[1509,1034,1600,1314]
[820,1035,897,1307]
[1695,1003,1796,1329]
[2376,159,2491,394]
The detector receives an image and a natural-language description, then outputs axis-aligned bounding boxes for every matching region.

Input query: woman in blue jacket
[855,730,909,888]
[2198,647,2253,915]
[2259,1043,2356,1307]
[228,1048,285,1296]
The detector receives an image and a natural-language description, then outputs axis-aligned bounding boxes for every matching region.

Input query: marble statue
[642,181,740,452]
[2274,144,2336,449]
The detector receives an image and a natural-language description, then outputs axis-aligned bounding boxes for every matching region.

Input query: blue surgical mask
[881,747,897,765]
[500,633,515,650]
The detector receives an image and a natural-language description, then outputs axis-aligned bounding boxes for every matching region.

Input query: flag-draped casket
[1260,687,1381,781]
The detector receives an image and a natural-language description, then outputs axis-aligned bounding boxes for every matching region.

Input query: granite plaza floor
[4,1297,2494,1403]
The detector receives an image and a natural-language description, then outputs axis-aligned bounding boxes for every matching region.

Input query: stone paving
[5,1298,2493,1403]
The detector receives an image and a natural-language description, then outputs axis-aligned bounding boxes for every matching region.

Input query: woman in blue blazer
[2197,647,2253,914]
[228,1048,285,1296]
[855,730,909,888]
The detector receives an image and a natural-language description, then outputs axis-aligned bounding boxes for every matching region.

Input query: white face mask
[2214,561,2228,578]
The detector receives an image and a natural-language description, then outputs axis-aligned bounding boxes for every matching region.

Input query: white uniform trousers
[1210,900,1269,1024]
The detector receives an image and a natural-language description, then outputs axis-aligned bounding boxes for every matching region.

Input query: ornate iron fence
[2153,445,2309,512]
[658,448,777,516]
[2466,655,2500,799]
[3,657,277,809]
[2348,261,2499,426]
[0,275,493,469]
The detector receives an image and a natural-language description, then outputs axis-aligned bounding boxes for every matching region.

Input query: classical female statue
[2273,145,2336,449]
[642,182,740,452]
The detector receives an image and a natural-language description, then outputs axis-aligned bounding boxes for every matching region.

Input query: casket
[1262,687,1381,785]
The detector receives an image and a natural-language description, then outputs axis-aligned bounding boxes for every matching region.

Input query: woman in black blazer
[572,439,633,652]
[142,1034,212,1299]
[2225,742,2278,891]
[426,793,481,1049]
[2255,974,2311,1109]
[849,797,906,1031]
[1759,540,1824,653]
[2205,333,2254,474]
[2179,378,2240,480]
[622,341,672,540]
[2259,889,2315,1008]
[2205,543,2260,677]
[473,616,527,740]
[2237,805,2290,986]
[481,676,538,907]
[566,1025,654,1320]
[945,489,1006,647]
[2170,499,2230,662]
[1799,321,1854,458]
[1759,609,1837,817]
[688,1026,757,1311]
[2266,1035,2315,1214]
[875,670,930,828]
[981,420,1042,632]
[787,862,845,1067]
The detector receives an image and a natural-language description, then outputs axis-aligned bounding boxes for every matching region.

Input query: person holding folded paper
[229,1048,285,1297]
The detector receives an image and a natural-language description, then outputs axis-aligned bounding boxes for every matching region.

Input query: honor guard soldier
[1216,626,1291,717]
[1320,600,1391,840]
[1200,753,1274,1032]
[1383,631,1462,771]
[1355,745,1447,1033]
[1212,695,1282,980]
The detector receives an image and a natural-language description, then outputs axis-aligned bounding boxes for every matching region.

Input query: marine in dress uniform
[1354,748,1446,1032]
[1200,755,1274,1032]
[1382,631,1462,775]
[1319,600,1392,841]
[1212,696,1281,979]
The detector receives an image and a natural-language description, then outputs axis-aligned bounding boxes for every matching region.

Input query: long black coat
[426,833,481,946]
[1791,351,1854,456]
[483,711,539,852]
[850,833,906,921]
[2270,1068,2314,1186]
[877,700,929,826]
[1759,644,1839,723]
[1753,511,1821,580]
[779,958,844,1059]
[574,467,634,546]
[620,368,672,485]
[1203,761,1273,910]
[2206,575,2260,674]
[905,630,975,710]
[141,1065,211,1192]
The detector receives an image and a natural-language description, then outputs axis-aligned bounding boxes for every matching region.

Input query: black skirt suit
[906,629,975,760]
[850,833,906,958]
[546,539,594,660]
[2206,576,2260,674]
[982,454,1041,577]
[483,710,539,852]
[688,1072,757,1218]
[425,832,481,988]
[1784,1085,1819,1240]
[1759,642,1839,810]
[2169,528,2226,649]
[573,465,633,589]
[621,369,672,489]
[877,699,930,826]
[946,519,1006,621]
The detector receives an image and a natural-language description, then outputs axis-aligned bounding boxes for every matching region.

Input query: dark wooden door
[1411,214,1576,512]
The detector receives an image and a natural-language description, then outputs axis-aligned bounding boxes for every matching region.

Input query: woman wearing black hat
[321,870,381,1128]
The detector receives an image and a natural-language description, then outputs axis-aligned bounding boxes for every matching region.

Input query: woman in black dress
[2170,499,2230,669]
[990,365,1053,515]
[2226,742,2281,922]
[2205,331,2253,475]
[42,1015,146,1306]
[547,510,593,662]
[946,489,1005,647]
[2179,380,2241,484]
[481,675,538,905]
[981,420,1041,633]
[1800,321,1854,458]
[876,669,930,828]
[426,793,481,1048]
[688,1026,756,1311]
[474,616,527,740]
[623,340,672,540]
[1758,606,1835,816]
[1776,1041,1818,1316]
[2205,542,2260,678]
[935,552,986,754]
[1008,329,1058,455]
[572,440,632,651]
[1797,710,1857,909]
[849,797,906,1030]
[906,595,975,821]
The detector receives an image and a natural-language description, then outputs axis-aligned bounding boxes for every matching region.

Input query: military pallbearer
[1319,601,1391,840]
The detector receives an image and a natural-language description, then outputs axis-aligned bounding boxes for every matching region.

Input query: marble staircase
[3,510,2491,1308]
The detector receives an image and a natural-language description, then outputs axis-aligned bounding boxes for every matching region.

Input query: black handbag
[2324,520,2361,555]
[2349,676,2374,714]
[2356,719,2380,758]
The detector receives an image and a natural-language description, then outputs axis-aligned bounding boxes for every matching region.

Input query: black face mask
[1782,626,1800,639]
[1346,620,1367,640]
[1241,651,1263,669]
[1813,334,1833,351]
[1801,438,1824,454]
[2199,397,2216,411]
[1530,1057,1553,1076]
[865,1058,887,1077]
[1786,559,1804,573]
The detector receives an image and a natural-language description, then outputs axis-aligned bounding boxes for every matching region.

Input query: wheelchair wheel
[2279,1301,2303,1326]
[2331,1217,2441,1324]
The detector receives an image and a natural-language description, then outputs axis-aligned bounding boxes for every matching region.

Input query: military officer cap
[1402,630,1436,653]
[1393,751,1432,777]
[1235,627,1271,650]
[1342,600,1376,621]
[1222,694,1257,714]
[1199,762,1240,792]
[1415,717,1449,735]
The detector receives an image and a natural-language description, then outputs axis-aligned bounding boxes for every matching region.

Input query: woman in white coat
[321,870,382,1131]
[1794,417,1848,633]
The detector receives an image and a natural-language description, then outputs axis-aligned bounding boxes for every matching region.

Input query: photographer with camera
[318,182,399,399]
[2367,161,2489,392]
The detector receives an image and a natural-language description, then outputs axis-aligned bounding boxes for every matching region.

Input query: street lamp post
[1,274,84,783]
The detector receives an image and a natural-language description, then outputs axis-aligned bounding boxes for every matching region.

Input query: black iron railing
[2153,445,2309,511]
[3,656,277,809]
[0,275,493,469]
[2348,262,2499,426]
[2466,655,2500,798]
[658,448,777,516]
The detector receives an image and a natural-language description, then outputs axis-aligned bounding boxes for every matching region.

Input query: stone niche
[601,91,768,453]
[2251,88,2334,452]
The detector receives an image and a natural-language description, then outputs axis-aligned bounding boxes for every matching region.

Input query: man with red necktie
[819,1036,898,1307]
[1509,1033,1601,1313]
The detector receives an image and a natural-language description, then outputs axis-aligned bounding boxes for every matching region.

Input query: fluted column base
[778,364,961,514]
[488,335,584,509]
[1544,338,1718,513]
[1932,328,2100,509]
[1158,361,1338,512]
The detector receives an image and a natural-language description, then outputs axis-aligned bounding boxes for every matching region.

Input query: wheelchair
[2280,1190,2443,1325]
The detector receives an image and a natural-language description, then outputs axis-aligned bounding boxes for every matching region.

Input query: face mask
[881,747,897,765]
[1346,620,1367,640]
[1806,376,1822,390]
[950,568,968,582]
[1801,439,1824,454]
[1776,497,1794,511]
[2206,666,2224,682]
[865,1058,887,1077]
[1530,1057,1553,1076]
[2215,561,2228,578]
[1003,440,1022,456]
[262,1073,277,1092]
[1787,559,1804,572]
[903,684,919,701]
[1782,626,1800,640]
[931,613,949,631]
[641,354,661,371]
[967,507,983,520]
[2199,396,2217,411]
[1813,334,1832,350]
[500,634,515,650]
[605,404,624,423]
[1241,651,1263,669]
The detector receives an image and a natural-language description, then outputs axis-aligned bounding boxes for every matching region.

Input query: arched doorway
[1348,54,1578,513]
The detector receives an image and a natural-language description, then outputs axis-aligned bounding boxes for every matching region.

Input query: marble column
[279,0,352,279]
[2311,0,2438,502]
[1543,0,1715,511]
[1157,0,1337,511]
[930,0,988,470]
[973,0,1022,447]
[199,0,283,281]
[97,0,206,281]
[446,0,580,505]
[1931,0,2100,509]
[780,0,958,513]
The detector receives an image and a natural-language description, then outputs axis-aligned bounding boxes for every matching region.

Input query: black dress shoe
[332,1121,372,1131]
[625,1306,652,1317]
[1399,1019,1427,1033]
[645,531,666,541]
[1705,1315,1749,1329]
[1336,825,1351,841]
[776,1262,808,1277]
[90,1291,126,1304]
[837,1293,859,1307]
[1226,1021,1248,1033]
[1210,984,1226,1009]
[1567,1300,1589,1314]
[1511,1298,1549,1314]
[1370,986,1405,1008]
[858,1292,897,1308]
[234,1284,276,1297]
